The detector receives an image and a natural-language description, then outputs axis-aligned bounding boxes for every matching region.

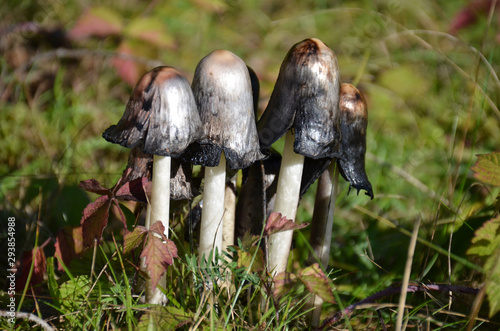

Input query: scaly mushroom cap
[190,50,265,170]
[257,38,341,159]
[337,83,373,199]
[103,66,203,157]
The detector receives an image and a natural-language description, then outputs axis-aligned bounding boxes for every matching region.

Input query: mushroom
[306,83,372,327]
[102,66,203,303]
[189,50,264,261]
[337,83,373,198]
[257,38,341,275]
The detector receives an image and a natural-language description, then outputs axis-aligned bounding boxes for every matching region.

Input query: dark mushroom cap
[190,50,265,170]
[103,66,203,157]
[337,83,373,199]
[257,38,341,159]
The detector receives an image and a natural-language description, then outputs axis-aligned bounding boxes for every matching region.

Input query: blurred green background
[1,0,499,320]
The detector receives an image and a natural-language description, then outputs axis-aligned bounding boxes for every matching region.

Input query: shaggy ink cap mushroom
[103,66,203,156]
[257,38,341,159]
[190,50,265,170]
[102,66,203,304]
[256,38,341,277]
[337,83,373,199]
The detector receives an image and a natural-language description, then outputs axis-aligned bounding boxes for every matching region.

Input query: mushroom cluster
[103,38,373,306]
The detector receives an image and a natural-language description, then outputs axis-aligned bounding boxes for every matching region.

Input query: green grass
[1,0,500,329]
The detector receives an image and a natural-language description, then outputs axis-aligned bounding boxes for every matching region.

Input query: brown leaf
[54,226,85,271]
[81,195,112,247]
[115,176,150,203]
[140,233,178,289]
[263,212,309,236]
[79,178,111,196]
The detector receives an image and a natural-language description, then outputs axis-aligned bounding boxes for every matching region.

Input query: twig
[15,48,164,75]
[395,217,421,331]
[316,283,479,330]
[0,310,55,331]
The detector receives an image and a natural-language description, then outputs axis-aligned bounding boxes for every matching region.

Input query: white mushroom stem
[310,160,338,268]
[222,173,237,254]
[143,154,171,304]
[309,160,339,327]
[268,131,305,276]
[199,153,226,262]
[150,155,172,238]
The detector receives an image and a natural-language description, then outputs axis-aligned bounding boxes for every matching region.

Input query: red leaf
[449,0,499,34]
[115,176,150,203]
[140,233,178,289]
[15,248,46,294]
[54,226,85,271]
[79,178,111,196]
[263,212,309,236]
[150,221,167,240]
[68,7,123,41]
[81,195,112,246]
[123,225,148,255]
[111,42,142,86]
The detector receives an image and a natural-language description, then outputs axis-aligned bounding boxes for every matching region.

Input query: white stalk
[268,131,305,276]
[199,153,226,262]
[150,155,171,238]
[309,160,339,327]
[144,154,171,304]
[222,173,237,253]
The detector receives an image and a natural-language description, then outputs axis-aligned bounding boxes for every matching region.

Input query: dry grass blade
[395,217,421,331]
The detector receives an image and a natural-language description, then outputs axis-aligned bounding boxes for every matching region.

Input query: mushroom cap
[257,38,341,159]
[337,83,373,199]
[103,66,203,157]
[190,50,265,170]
